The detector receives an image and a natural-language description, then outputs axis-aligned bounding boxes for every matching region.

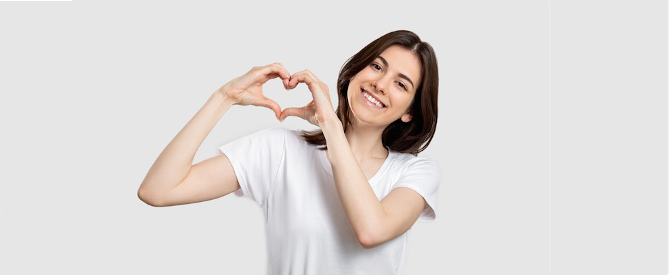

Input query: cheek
[346,84,356,102]
[352,69,376,82]
[394,94,415,110]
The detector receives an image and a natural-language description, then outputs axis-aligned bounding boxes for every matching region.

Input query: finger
[279,107,305,122]
[256,71,287,86]
[260,72,283,84]
[287,70,320,90]
[256,97,282,119]
[271,63,292,89]
[259,63,291,87]
[287,72,330,103]
[302,69,321,83]
[271,63,291,80]
[287,70,308,88]
[291,69,320,81]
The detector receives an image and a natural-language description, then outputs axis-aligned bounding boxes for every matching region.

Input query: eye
[397,81,408,91]
[371,63,382,72]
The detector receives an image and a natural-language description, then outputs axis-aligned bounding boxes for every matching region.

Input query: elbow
[354,230,384,249]
[137,186,168,207]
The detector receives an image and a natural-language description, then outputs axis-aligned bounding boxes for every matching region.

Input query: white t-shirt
[218,127,440,275]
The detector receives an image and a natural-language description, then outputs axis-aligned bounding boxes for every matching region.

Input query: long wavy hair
[302,30,439,155]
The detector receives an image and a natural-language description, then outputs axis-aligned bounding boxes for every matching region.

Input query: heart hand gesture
[279,70,339,128]
[217,63,291,119]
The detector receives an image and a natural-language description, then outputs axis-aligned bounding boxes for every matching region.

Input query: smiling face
[347,45,423,129]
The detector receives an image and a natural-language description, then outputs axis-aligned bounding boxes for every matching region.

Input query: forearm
[321,120,388,246]
[139,91,235,197]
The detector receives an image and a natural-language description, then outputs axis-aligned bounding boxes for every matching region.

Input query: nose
[372,75,390,94]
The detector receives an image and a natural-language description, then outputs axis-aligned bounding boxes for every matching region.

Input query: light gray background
[0,1,665,274]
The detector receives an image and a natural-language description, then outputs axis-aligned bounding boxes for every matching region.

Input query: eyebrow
[377,56,415,89]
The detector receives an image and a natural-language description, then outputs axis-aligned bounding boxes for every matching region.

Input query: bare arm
[322,120,425,249]
[137,92,236,207]
[280,70,426,249]
[138,63,291,207]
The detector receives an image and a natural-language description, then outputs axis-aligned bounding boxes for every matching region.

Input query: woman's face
[347,45,422,129]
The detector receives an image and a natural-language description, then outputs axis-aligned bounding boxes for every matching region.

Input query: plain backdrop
[0,1,665,275]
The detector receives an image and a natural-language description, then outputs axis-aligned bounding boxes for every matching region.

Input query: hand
[279,70,339,128]
[217,63,291,119]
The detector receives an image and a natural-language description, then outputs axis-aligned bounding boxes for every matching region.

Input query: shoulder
[386,151,441,221]
[234,127,321,154]
[282,128,323,149]
[282,127,303,140]
[221,127,288,151]
[389,151,440,175]
[239,127,289,145]
[252,126,288,138]
[249,127,324,147]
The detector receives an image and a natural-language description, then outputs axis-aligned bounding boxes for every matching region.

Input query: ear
[401,113,412,123]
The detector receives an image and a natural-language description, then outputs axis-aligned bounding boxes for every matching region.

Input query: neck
[344,123,389,162]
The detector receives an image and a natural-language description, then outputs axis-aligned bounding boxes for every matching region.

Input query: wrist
[320,114,343,131]
[215,83,238,103]
[320,116,345,141]
[212,90,236,109]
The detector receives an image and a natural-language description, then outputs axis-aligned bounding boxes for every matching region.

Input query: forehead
[378,45,422,86]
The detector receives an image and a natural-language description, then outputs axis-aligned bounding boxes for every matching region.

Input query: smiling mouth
[361,89,386,108]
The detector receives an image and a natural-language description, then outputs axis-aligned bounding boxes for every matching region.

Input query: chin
[349,108,392,129]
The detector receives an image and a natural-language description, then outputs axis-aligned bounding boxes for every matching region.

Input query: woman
[138,30,440,274]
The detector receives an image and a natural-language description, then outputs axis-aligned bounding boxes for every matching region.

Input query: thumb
[279,107,305,122]
[256,97,281,119]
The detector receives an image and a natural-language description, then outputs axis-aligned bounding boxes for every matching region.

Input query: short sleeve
[392,157,441,222]
[218,127,286,206]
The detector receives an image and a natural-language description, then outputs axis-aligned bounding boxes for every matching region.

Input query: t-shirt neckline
[318,148,395,184]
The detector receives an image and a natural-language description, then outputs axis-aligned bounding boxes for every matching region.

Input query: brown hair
[302,30,439,155]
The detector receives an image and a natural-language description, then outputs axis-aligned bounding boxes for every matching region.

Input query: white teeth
[363,91,384,108]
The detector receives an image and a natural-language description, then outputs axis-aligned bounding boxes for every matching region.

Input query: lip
[360,88,386,109]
